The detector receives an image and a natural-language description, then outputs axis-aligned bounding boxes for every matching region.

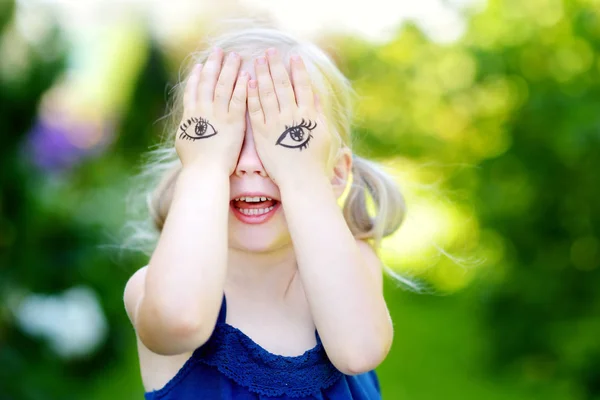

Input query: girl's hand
[176,48,249,174]
[247,49,332,186]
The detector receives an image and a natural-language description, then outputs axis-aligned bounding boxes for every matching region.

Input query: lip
[230,192,280,225]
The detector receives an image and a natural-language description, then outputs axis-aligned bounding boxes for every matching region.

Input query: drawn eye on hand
[275,119,317,151]
[179,117,218,141]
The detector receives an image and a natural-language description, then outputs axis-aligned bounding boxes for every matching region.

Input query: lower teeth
[237,205,275,216]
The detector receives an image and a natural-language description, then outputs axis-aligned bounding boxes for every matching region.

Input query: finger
[254,56,280,118]
[230,70,249,116]
[215,52,242,113]
[247,79,264,125]
[198,47,224,106]
[183,63,202,112]
[266,48,296,111]
[290,55,315,111]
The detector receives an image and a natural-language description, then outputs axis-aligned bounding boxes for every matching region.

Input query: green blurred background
[1,0,599,399]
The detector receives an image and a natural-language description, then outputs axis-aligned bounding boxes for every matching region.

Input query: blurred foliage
[1,0,599,399]
[339,0,600,397]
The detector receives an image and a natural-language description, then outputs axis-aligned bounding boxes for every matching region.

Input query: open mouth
[230,196,280,224]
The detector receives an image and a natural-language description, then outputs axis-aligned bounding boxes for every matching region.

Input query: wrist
[172,163,231,212]
[177,162,230,193]
[181,159,230,177]
[278,168,333,200]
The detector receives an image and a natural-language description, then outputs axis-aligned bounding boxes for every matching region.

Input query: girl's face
[227,60,292,253]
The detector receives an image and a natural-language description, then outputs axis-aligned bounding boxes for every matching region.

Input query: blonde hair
[124,25,423,292]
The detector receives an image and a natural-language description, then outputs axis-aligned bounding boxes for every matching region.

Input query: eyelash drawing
[179,117,218,141]
[275,119,317,150]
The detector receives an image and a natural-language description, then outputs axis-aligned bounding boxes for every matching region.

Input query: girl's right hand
[176,48,249,174]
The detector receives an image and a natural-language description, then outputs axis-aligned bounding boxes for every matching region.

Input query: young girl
[124,26,408,399]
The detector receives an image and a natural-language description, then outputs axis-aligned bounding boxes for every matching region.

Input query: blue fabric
[144,294,382,399]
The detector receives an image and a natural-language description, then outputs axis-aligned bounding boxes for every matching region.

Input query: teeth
[235,196,274,203]
[237,206,275,216]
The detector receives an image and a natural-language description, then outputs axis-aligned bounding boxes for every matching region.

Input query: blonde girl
[124,26,407,400]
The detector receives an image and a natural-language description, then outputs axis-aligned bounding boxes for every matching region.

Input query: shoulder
[355,239,383,287]
[123,265,148,325]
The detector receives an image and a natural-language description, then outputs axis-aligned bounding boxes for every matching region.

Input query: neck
[226,245,298,301]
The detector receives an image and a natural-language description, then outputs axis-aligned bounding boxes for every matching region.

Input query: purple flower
[22,111,114,172]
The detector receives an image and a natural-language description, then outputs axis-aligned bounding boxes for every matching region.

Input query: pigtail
[343,155,407,250]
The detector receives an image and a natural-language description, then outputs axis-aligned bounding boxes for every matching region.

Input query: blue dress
[144,293,382,399]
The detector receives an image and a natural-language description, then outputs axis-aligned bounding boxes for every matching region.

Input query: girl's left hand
[247,49,332,187]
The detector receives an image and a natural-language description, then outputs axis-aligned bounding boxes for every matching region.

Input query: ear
[330,147,352,199]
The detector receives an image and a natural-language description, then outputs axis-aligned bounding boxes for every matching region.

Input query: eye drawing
[179,117,218,141]
[275,119,317,150]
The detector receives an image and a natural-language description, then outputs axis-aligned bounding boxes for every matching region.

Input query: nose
[234,124,267,178]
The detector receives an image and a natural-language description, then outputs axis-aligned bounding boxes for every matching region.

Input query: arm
[130,48,248,355]
[135,166,230,355]
[247,49,393,375]
[280,173,393,375]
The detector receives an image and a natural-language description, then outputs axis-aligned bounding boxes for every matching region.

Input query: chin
[228,210,292,253]
[229,229,291,253]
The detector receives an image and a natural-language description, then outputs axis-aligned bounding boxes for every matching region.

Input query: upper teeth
[235,196,272,202]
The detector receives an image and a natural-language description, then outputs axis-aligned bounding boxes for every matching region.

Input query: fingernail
[257,56,267,65]
[228,52,238,60]
[249,80,257,88]
[291,55,302,63]
[267,48,277,56]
